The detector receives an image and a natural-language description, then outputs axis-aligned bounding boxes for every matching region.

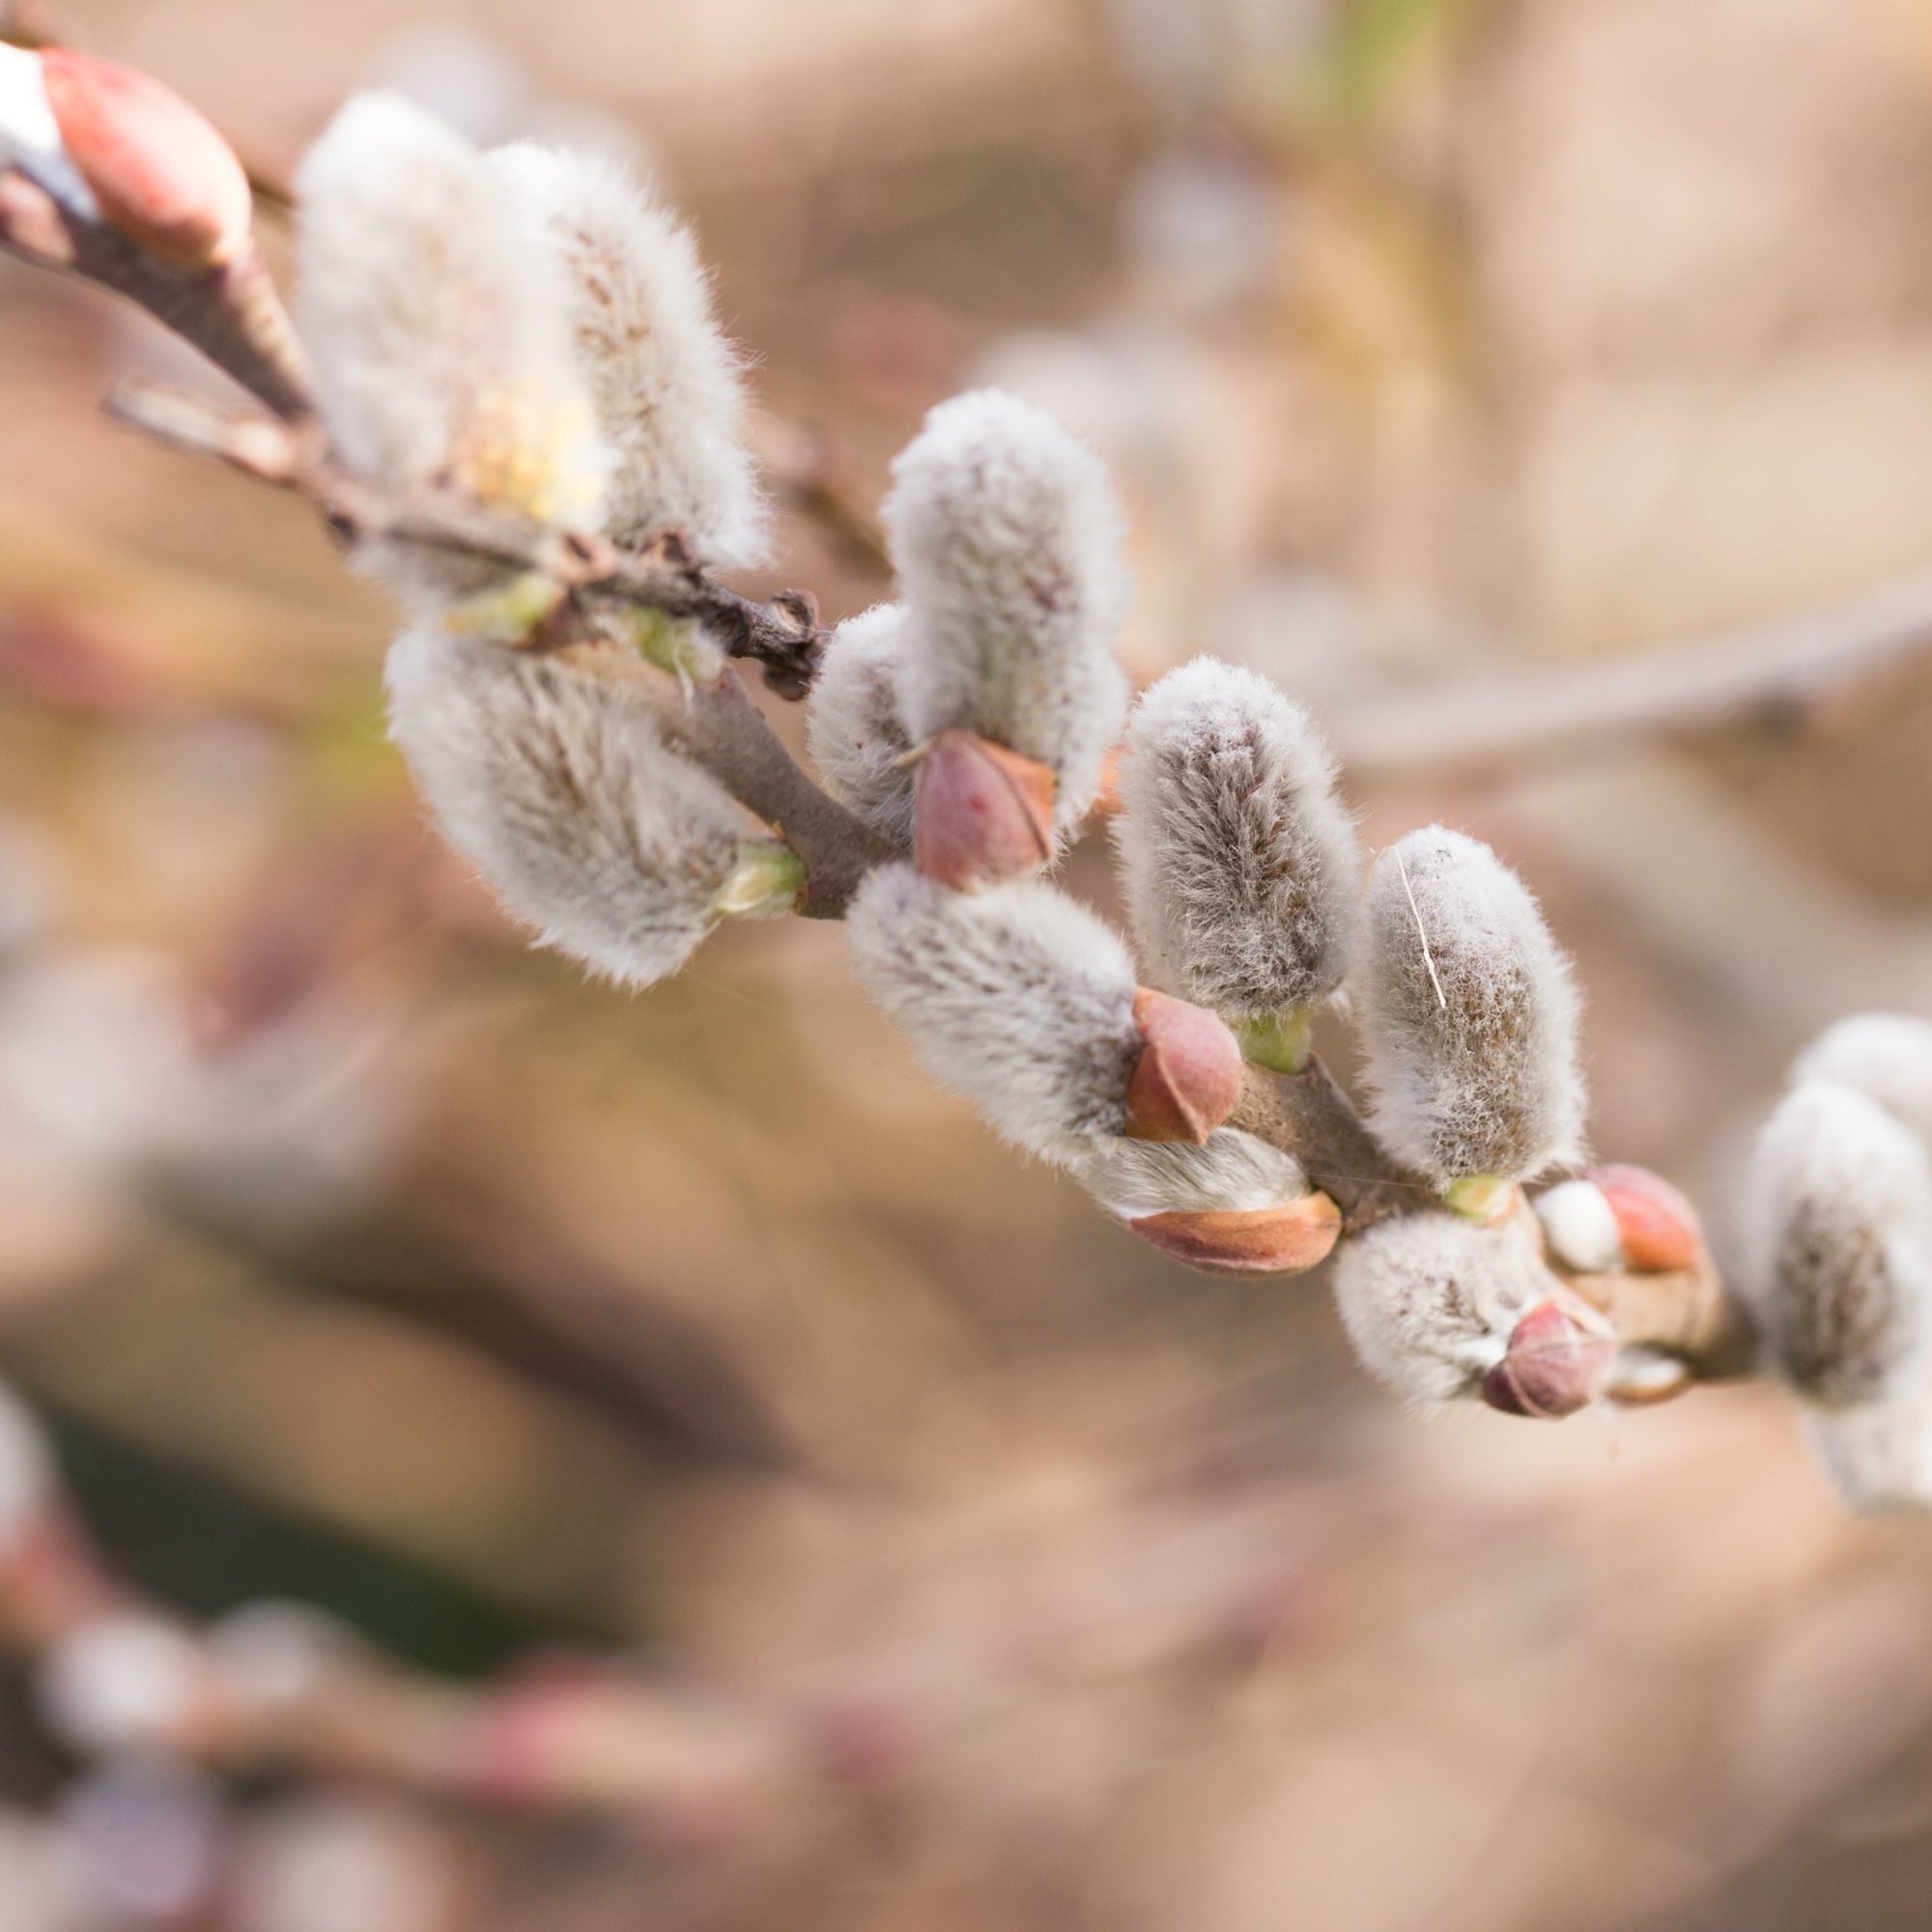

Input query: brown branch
[105,380,899,915]
[0,175,310,418]
[1332,570,1932,788]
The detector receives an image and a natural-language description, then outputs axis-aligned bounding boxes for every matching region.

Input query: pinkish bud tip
[1126,1192,1343,1276]
[1123,986,1244,1144]
[913,727,1055,891]
[1586,1163,1702,1274]
[40,50,252,269]
[1480,1291,1617,1419]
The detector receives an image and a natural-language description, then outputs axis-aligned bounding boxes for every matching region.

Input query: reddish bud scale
[1480,1291,1617,1419]
[1128,1192,1342,1276]
[1123,986,1244,1144]
[40,50,252,269]
[913,728,1055,890]
[1586,1163,1702,1273]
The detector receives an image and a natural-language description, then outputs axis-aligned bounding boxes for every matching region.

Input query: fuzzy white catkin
[884,390,1129,836]
[1792,1013,1932,1153]
[1355,827,1585,1187]
[1114,657,1358,1021]
[1332,1208,1554,1406]
[1742,1077,1932,1408]
[805,604,917,849]
[488,142,766,566]
[846,865,1142,1161]
[296,94,608,581]
[1068,1128,1307,1217]
[386,625,770,986]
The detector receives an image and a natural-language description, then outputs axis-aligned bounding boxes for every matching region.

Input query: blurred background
[4,0,1932,1923]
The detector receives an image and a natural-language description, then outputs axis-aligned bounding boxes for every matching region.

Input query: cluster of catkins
[282,94,1932,1504]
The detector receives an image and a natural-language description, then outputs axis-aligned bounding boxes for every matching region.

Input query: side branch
[0,177,309,419]
[105,381,898,915]
[106,382,828,696]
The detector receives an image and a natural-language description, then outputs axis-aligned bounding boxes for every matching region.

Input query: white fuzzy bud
[1113,656,1358,1026]
[1804,1401,1932,1513]
[0,43,98,217]
[386,625,797,987]
[1332,1208,1555,1406]
[884,390,1129,836]
[1533,1178,1624,1274]
[1743,1078,1932,1408]
[1356,827,1585,1186]
[296,94,608,595]
[1067,1128,1307,1217]
[846,865,1141,1160]
[1792,1013,1932,1153]
[805,604,916,849]
[38,1615,211,1757]
[489,142,765,566]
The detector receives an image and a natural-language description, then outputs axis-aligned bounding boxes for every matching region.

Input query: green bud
[628,608,724,684]
[1443,1173,1518,1226]
[712,838,805,919]
[1237,1008,1314,1075]
[441,571,566,643]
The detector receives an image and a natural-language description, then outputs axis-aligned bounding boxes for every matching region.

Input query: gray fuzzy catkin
[1356,827,1585,1186]
[1793,1013,1932,1153]
[386,625,761,986]
[1332,1208,1554,1406]
[846,866,1142,1161]
[1742,1077,1932,1408]
[1067,1129,1308,1217]
[805,605,917,850]
[883,390,1129,837]
[488,142,767,568]
[1805,1401,1932,1513]
[296,95,608,587]
[1114,657,1359,1021]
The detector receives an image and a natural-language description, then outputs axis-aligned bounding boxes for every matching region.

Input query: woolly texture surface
[1356,827,1585,1186]
[1794,1013,1932,1153]
[1332,1208,1554,1406]
[1114,657,1358,1020]
[386,625,755,986]
[1807,1401,1932,1512]
[805,604,917,850]
[1743,1077,1932,1407]
[296,95,608,575]
[491,142,766,567]
[884,390,1128,837]
[846,866,1141,1161]
[1068,1129,1307,1217]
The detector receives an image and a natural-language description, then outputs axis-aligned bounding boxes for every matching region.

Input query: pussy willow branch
[36,153,1751,1383]
[100,378,1761,1378]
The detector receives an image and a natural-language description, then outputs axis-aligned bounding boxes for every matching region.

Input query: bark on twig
[106,382,899,914]
[0,179,310,418]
